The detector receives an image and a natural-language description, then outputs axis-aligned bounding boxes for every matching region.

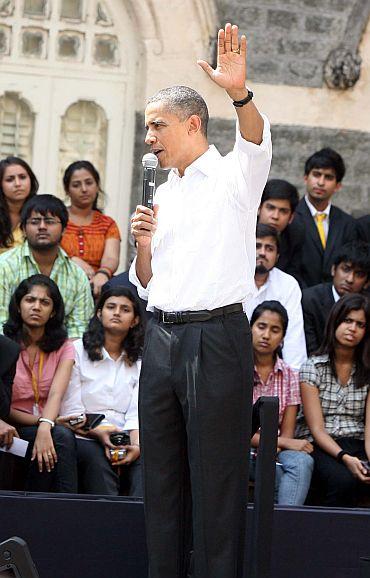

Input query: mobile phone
[68,414,85,427]
[110,432,131,446]
[361,460,370,475]
[81,413,105,431]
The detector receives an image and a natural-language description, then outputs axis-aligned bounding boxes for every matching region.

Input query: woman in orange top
[61,160,121,298]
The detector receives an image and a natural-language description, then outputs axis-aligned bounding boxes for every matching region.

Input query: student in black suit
[357,215,370,244]
[0,334,20,489]
[295,148,358,288]
[302,240,370,355]
[258,179,305,284]
[0,334,20,446]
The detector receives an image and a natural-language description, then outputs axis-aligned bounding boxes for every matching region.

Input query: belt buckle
[161,311,178,324]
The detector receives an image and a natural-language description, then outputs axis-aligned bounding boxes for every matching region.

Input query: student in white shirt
[59,287,144,496]
[244,223,307,370]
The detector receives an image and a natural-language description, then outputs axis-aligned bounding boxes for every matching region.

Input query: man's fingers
[197,60,214,77]
[224,22,232,49]
[231,24,239,52]
[218,28,225,55]
[240,34,247,55]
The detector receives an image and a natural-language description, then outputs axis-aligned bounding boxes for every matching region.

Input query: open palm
[198,23,247,91]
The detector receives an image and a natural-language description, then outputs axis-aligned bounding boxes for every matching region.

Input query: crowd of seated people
[0,146,369,506]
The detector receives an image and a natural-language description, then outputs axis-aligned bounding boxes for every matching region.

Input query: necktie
[315,213,326,248]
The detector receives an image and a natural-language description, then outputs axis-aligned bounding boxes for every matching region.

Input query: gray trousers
[139,312,253,578]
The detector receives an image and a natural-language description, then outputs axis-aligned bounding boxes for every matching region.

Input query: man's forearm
[136,244,153,288]
[227,88,264,145]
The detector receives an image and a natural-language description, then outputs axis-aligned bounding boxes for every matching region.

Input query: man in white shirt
[244,224,307,370]
[130,23,271,578]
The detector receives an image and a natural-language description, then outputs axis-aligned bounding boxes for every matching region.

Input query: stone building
[1,0,369,270]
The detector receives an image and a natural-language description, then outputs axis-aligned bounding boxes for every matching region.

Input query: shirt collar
[332,285,341,302]
[23,240,69,264]
[254,356,284,381]
[169,145,221,180]
[305,195,331,218]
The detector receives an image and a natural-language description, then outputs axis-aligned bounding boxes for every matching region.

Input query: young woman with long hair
[4,274,77,492]
[59,287,144,496]
[0,156,39,254]
[250,300,314,505]
[296,293,370,506]
[60,160,121,297]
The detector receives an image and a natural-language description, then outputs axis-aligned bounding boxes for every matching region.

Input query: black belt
[153,303,243,324]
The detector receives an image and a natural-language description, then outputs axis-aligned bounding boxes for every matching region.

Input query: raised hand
[197,23,247,93]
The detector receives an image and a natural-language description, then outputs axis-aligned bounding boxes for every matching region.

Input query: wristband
[96,269,111,279]
[232,90,253,108]
[336,450,349,463]
[38,417,55,428]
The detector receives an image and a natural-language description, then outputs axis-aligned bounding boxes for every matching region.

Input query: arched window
[59,100,107,196]
[0,92,34,161]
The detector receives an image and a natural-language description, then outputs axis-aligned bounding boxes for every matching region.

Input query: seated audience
[0,334,20,448]
[0,156,39,254]
[258,179,305,283]
[296,293,370,507]
[294,148,358,288]
[0,194,94,339]
[4,275,77,492]
[357,214,370,244]
[59,287,143,496]
[250,301,313,505]
[60,161,121,298]
[302,240,370,355]
[244,224,307,370]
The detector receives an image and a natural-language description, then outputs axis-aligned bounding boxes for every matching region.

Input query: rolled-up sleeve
[129,257,152,302]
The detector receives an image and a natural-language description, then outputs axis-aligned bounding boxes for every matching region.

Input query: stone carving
[324,0,370,89]
[324,46,362,88]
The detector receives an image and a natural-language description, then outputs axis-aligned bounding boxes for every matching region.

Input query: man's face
[255,236,279,274]
[24,210,63,251]
[144,102,196,175]
[304,167,341,205]
[258,199,293,232]
[331,261,368,296]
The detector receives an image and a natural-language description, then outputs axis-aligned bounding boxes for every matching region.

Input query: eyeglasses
[26,217,62,226]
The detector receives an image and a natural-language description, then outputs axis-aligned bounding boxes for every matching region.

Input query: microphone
[142,153,158,210]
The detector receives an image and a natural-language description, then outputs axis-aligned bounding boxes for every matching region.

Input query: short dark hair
[82,287,144,364]
[332,240,370,280]
[260,179,299,212]
[317,293,370,388]
[4,274,68,353]
[63,160,103,211]
[147,85,209,137]
[304,147,346,182]
[20,194,69,229]
[0,156,39,248]
[256,223,280,252]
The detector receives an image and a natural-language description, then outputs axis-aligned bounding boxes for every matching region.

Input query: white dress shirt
[332,285,341,302]
[60,339,140,431]
[243,267,307,370]
[129,118,272,312]
[305,196,331,241]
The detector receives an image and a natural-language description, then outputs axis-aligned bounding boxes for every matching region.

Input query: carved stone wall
[216,0,370,88]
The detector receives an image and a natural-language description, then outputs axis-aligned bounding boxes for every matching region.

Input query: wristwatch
[232,90,253,108]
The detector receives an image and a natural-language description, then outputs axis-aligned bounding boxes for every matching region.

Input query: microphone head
[142,153,158,169]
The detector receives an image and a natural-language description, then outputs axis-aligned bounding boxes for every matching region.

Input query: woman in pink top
[250,300,314,505]
[4,274,77,492]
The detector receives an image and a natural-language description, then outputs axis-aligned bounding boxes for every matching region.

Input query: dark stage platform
[1,491,370,578]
